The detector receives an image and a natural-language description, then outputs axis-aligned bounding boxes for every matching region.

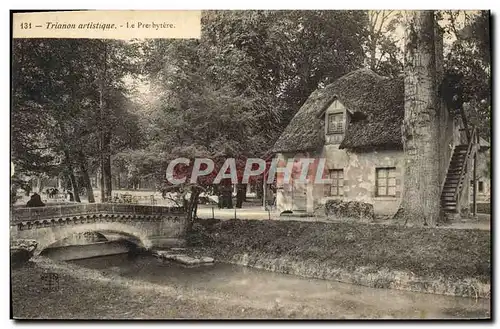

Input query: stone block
[201,256,214,263]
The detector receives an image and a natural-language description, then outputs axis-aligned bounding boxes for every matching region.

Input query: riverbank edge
[205,251,490,299]
[187,218,490,299]
[30,246,491,300]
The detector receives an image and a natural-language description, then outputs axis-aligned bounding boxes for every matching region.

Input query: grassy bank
[188,219,491,297]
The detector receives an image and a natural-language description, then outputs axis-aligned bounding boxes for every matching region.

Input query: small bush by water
[324,199,375,222]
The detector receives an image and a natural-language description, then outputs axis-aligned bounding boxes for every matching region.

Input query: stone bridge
[10,203,187,255]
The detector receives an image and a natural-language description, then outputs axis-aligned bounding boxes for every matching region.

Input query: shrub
[325,199,374,222]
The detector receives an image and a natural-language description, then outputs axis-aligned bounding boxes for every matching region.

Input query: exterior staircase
[440,126,477,217]
[441,145,469,214]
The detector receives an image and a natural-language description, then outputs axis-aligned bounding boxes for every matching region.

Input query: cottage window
[376,167,396,197]
[329,169,344,196]
[478,181,484,193]
[328,113,344,134]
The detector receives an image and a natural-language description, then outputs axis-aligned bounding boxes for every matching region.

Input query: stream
[67,252,490,319]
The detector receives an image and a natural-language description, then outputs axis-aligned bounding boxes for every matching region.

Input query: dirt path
[196,206,491,230]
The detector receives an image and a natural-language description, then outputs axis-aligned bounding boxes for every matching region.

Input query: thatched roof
[271,68,404,153]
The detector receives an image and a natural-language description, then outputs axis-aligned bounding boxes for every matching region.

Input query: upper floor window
[328,113,344,134]
[376,167,396,197]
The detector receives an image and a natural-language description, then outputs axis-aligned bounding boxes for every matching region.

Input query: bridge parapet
[11,203,185,223]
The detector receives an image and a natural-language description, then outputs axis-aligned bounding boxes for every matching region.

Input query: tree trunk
[185,187,200,234]
[103,130,112,201]
[369,40,377,69]
[63,149,81,203]
[398,11,441,226]
[236,184,245,208]
[36,177,42,194]
[99,166,105,202]
[99,40,109,203]
[256,181,263,199]
[78,151,95,203]
[68,170,81,203]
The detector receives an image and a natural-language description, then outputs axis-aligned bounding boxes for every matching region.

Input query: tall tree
[11,39,140,202]
[399,11,441,226]
[365,10,404,76]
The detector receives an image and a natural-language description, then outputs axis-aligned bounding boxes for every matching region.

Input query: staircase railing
[453,126,477,204]
[440,148,453,197]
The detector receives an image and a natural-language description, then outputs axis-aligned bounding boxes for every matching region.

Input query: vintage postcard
[10,9,491,320]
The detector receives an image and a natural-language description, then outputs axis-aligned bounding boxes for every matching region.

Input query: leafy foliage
[442,11,491,139]
[365,10,404,77]
[136,10,368,176]
[11,39,141,197]
[122,10,368,223]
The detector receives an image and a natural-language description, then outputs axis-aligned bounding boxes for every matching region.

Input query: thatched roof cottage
[271,68,488,217]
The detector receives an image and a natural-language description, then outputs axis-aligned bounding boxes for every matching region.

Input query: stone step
[149,237,185,248]
[447,170,462,174]
[152,249,215,266]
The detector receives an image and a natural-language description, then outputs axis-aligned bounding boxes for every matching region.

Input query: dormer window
[322,98,348,145]
[328,113,344,134]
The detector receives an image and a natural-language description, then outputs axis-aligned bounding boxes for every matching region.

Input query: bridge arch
[21,222,154,256]
[10,204,187,255]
